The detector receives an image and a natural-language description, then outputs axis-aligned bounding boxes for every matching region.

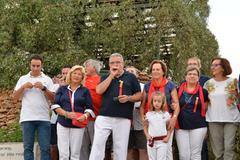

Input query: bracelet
[84,114,88,119]
[64,111,68,119]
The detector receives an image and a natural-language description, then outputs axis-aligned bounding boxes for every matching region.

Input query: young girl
[143,91,172,160]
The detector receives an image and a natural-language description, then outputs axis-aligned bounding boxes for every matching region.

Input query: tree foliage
[0,0,218,88]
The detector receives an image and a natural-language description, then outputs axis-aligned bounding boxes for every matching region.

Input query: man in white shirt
[13,54,55,160]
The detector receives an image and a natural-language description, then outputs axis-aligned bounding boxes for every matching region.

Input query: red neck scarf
[145,78,167,113]
[178,82,205,117]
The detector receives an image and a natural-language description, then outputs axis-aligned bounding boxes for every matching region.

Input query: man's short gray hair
[110,53,124,61]
[84,59,103,74]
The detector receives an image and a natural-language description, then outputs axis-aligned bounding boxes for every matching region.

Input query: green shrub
[0,121,22,142]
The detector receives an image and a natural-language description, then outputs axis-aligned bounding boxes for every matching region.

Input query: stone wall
[0,90,21,129]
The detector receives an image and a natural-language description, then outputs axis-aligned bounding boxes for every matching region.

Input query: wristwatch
[42,86,47,91]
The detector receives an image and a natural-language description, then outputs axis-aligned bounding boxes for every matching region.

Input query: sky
[208,0,240,78]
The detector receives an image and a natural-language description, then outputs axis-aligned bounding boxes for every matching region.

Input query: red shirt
[84,75,102,121]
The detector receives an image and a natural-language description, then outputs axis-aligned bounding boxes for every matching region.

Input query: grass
[0,121,22,142]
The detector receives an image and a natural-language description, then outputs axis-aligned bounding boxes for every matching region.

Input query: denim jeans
[21,121,51,160]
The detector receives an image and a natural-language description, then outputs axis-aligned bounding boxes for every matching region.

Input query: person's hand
[163,136,169,143]
[168,117,177,130]
[33,81,44,90]
[67,112,77,119]
[59,76,66,86]
[118,95,129,103]
[170,102,178,110]
[110,67,119,78]
[146,133,152,141]
[22,82,33,89]
[76,114,88,122]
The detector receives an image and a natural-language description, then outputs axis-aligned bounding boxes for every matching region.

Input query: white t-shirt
[146,111,170,137]
[14,72,55,123]
[204,78,240,122]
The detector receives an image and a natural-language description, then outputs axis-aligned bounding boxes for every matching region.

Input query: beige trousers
[208,122,238,160]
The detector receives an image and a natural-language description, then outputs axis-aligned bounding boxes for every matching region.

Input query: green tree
[0,0,218,87]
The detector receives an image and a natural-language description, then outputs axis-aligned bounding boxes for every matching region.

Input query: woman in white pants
[176,66,208,160]
[52,65,95,160]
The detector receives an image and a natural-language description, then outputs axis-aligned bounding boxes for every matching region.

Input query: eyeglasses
[187,73,198,76]
[211,64,221,68]
[109,61,122,65]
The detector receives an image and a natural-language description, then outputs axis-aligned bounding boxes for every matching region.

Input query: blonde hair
[188,56,201,68]
[149,91,167,112]
[66,65,85,85]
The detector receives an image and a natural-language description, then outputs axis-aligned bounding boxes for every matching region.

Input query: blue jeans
[21,121,51,160]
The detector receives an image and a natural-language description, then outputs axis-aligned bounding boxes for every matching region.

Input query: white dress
[146,111,170,160]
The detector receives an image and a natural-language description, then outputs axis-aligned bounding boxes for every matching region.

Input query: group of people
[13,53,240,160]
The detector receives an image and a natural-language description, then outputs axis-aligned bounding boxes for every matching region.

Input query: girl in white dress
[143,91,172,160]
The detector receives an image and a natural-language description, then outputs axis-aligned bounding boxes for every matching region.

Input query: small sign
[0,143,39,160]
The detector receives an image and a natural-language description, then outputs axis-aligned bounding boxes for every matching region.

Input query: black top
[99,71,141,119]
[199,75,210,87]
[54,85,93,128]
[178,88,208,129]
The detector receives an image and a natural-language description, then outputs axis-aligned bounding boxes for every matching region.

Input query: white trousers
[89,116,131,160]
[147,141,168,160]
[57,123,85,160]
[147,130,173,160]
[166,131,174,160]
[175,127,207,160]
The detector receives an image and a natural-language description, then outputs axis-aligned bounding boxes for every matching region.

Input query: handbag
[68,91,88,128]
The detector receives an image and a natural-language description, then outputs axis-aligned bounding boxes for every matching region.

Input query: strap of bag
[180,95,193,111]
[68,91,75,112]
